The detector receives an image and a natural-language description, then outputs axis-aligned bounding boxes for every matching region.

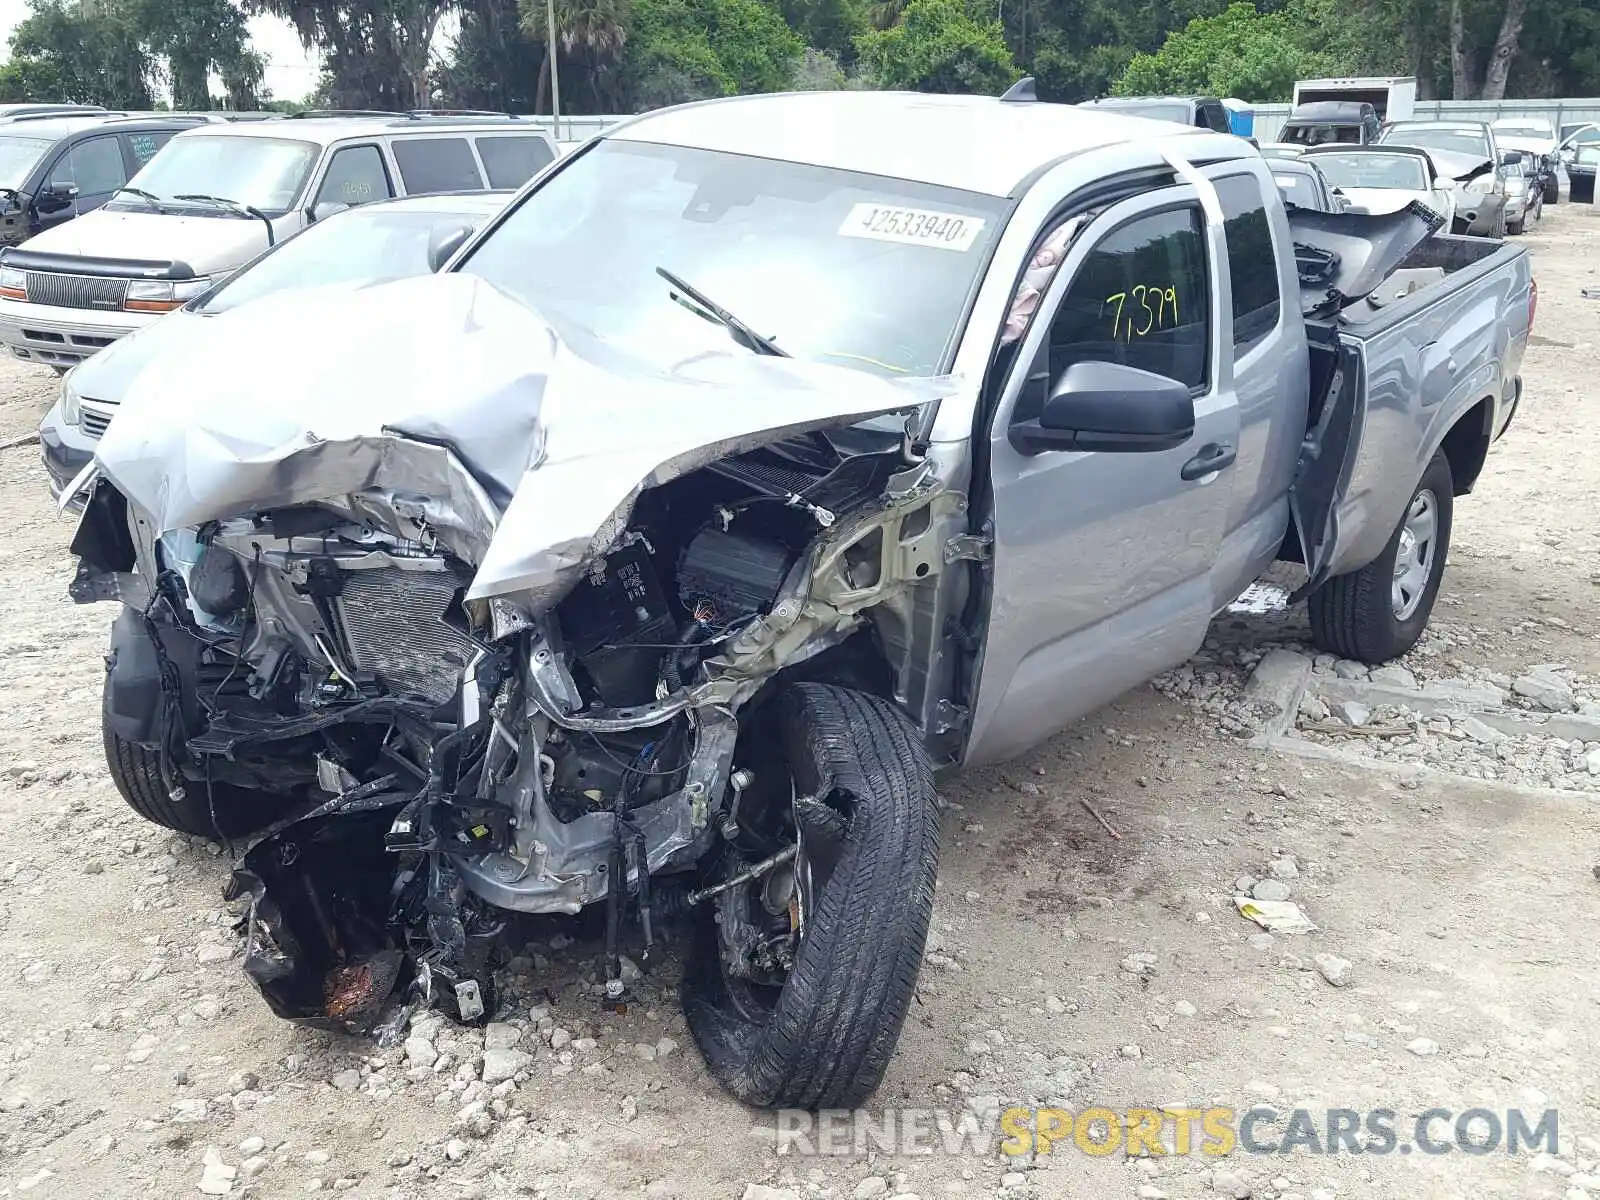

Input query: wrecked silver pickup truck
[63,86,1534,1109]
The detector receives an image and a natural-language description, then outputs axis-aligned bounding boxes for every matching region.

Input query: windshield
[1382,127,1490,158]
[1282,123,1363,147]
[1091,102,1191,124]
[115,135,319,213]
[1273,169,1325,211]
[0,136,49,189]
[198,206,482,315]
[459,140,1007,377]
[1310,153,1428,191]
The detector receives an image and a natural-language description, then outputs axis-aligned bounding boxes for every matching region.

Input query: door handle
[1180,442,1236,481]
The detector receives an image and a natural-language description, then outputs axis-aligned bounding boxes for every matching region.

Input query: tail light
[1529,276,1538,334]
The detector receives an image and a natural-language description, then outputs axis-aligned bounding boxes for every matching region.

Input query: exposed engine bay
[75,420,965,1033]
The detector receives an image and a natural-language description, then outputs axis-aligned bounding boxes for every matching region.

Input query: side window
[1044,206,1210,391]
[59,136,127,196]
[123,131,174,171]
[391,137,483,195]
[315,145,394,207]
[475,136,554,189]
[1213,174,1282,351]
[1206,104,1230,134]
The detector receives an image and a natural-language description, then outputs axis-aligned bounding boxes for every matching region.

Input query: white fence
[1250,98,1600,142]
[518,96,1600,145]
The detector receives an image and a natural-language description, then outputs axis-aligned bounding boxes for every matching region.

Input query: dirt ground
[1,200,1598,1200]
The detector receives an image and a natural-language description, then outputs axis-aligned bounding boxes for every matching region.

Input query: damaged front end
[73,306,969,1037]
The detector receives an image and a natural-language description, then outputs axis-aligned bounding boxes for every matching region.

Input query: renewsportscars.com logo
[770,1106,1560,1158]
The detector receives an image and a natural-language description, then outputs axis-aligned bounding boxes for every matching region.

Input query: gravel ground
[1,203,1598,1200]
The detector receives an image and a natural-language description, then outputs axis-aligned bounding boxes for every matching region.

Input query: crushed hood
[21,208,272,272]
[93,272,951,609]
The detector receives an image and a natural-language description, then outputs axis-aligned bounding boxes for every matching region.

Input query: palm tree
[518,0,631,112]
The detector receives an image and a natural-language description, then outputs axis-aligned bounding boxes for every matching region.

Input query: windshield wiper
[655,265,787,357]
[175,193,276,246]
[113,186,163,211]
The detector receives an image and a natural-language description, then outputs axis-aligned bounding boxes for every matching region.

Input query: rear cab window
[476,136,554,189]
[391,137,483,195]
[1213,174,1282,351]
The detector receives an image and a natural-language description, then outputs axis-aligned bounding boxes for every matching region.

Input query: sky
[0,2,325,103]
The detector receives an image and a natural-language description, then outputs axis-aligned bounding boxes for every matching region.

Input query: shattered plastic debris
[1234,895,1320,933]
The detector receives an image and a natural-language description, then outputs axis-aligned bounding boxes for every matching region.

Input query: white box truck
[1292,77,1418,123]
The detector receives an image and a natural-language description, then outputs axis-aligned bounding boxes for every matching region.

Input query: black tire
[682,683,940,1110]
[1308,450,1454,664]
[102,681,289,838]
[1508,215,1524,235]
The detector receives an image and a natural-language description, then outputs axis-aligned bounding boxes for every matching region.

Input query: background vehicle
[1378,121,1508,235]
[1492,118,1559,204]
[68,85,1533,1114]
[1570,143,1600,204]
[1292,76,1417,123]
[1500,153,1542,232]
[1267,156,1343,211]
[38,190,510,499]
[0,114,556,370]
[1279,101,1383,147]
[0,114,214,249]
[1300,144,1456,227]
[1076,95,1233,133]
[0,104,110,121]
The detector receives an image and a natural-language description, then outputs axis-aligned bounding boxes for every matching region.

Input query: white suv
[0,114,555,369]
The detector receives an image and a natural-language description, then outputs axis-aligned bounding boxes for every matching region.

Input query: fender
[104,606,204,749]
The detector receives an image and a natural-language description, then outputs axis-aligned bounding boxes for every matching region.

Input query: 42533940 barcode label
[838,203,986,252]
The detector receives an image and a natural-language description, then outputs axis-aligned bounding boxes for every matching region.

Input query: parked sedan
[1267,156,1343,212]
[39,190,510,500]
[1500,154,1542,233]
[1300,145,1457,228]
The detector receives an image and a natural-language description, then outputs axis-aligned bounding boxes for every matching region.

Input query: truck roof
[610,90,1216,198]
[169,115,553,148]
[1288,101,1375,122]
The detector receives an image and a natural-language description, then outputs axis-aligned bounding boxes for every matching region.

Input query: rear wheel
[102,678,292,838]
[1307,451,1453,664]
[682,683,940,1110]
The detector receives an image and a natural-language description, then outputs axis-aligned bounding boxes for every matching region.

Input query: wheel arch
[1437,394,1495,497]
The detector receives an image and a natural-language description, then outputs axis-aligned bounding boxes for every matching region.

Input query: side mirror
[1010,360,1195,456]
[1498,150,1519,166]
[427,224,474,273]
[37,181,78,212]
[306,200,350,223]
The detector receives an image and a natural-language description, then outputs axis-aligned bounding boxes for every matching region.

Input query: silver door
[964,187,1240,766]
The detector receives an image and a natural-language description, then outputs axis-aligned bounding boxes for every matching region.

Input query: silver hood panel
[92,272,951,609]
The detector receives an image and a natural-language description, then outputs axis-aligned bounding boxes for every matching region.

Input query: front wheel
[1307,450,1454,664]
[103,677,293,838]
[681,683,940,1110]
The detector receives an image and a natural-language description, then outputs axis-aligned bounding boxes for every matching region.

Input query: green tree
[854,0,1018,93]
[253,0,455,109]
[142,0,263,109]
[1114,1,1317,100]
[436,0,547,110]
[1,0,154,107]
[519,0,631,111]
[618,0,804,108]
